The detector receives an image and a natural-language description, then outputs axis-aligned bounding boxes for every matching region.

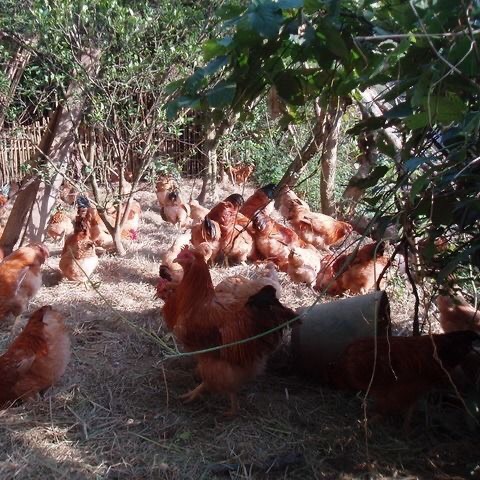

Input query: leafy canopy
[167,0,480,286]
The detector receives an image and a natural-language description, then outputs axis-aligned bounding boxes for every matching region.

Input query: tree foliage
[168,0,480,289]
[0,0,221,252]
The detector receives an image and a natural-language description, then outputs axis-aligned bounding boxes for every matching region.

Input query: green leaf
[404,157,430,172]
[178,431,191,441]
[383,102,413,119]
[203,38,231,61]
[216,4,245,20]
[316,19,350,60]
[165,101,179,121]
[405,112,429,129]
[411,71,433,107]
[379,78,417,103]
[410,175,429,200]
[274,71,305,105]
[165,96,201,121]
[184,68,207,94]
[352,165,389,189]
[277,0,304,8]
[206,81,236,109]
[420,94,467,124]
[164,79,184,95]
[450,36,479,77]
[243,2,283,39]
[347,116,387,135]
[203,56,228,76]
[304,0,323,13]
[234,24,262,46]
[437,248,474,283]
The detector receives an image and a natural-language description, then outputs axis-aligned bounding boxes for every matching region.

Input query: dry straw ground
[0,179,478,480]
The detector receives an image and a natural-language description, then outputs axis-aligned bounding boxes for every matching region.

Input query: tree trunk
[275,98,328,201]
[197,118,235,205]
[267,86,286,120]
[0,47,101,253]
[0,179,41,255]
[341,110,378,216]
[319,97,344,215]
[0,38,36,130]
[26,47,101,243]
[0,106,61,255]
[360,88,402,161]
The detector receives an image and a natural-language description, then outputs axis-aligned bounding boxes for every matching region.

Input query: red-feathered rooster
[436,292,480,333]
[0,243,49,322]
[207,194,255,264]
[286,198,352,249]
[161,246,296,415]
[334,331,480,425]
[315,240,389,295]
[252,211,307,271]
[240,183,276,219]
[190,217,222,263]
[0,305,70,408]
[59,209,98,281]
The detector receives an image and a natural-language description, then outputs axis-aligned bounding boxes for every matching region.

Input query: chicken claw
[179,383,205,403]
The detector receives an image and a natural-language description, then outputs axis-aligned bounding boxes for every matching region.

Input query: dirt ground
[0,179,478,480]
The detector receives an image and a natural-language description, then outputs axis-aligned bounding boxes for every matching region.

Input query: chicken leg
[179,383,205,403]
[223,393,239,417]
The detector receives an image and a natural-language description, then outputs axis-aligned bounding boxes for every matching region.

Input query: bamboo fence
[0,119,205,185]
[0,118,47,185]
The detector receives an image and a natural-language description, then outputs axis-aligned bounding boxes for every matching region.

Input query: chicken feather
[0,243,49,322]
[162,247,295,415]
[0,305,70,408]
[334,331,480,424]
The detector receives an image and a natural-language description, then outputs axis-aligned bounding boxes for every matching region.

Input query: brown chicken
[240,183,276,219]
[59,214,99,281]
[334,331,480,425]
[252,211,307,271]
[157,254,281,306]
[0,194,8,209]
[161,246,296,415]
[190,217,222,263]
[59,184,78,205]
[207,194,255,264]
[226,164,255,184]
[160,190,190,228]
[157,231,192,291]
[277,186,310,219]
[286,198,352,250]
[109,200,142,240]
[0,305,70,408]
[46,208,74,243]
[315,241,389,295]
[0,194,12,237]
[437,292,480,333]
[73,196,111,247]
[108,170,132,196]
[214,261,282,300]
[156,175,178,208]
[0,243,49,322]
[287,246,322,286]
[189,200,210,225]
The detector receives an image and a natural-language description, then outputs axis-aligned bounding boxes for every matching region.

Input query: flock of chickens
[0,173,479,430]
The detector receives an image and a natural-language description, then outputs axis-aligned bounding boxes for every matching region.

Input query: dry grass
[0,179,478,480]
